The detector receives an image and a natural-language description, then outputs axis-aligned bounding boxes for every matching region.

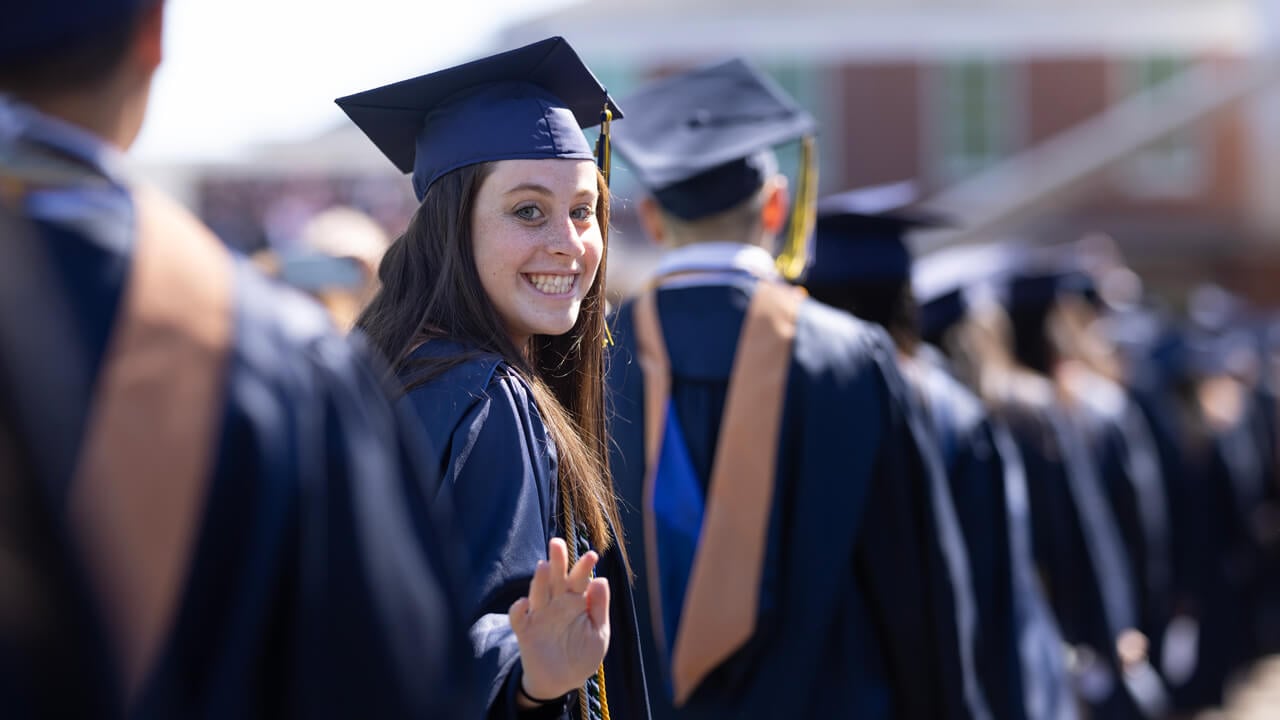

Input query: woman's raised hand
[508,537,611,704]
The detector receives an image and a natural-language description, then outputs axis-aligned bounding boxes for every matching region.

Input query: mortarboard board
[1003,269,1098,313]
[609,58,818,280]
[911,243,1020,344]
[1029,244,1106,306]
[1,0,154,62]
[805,180,950,288]
[611,58,815,220]
[336,36,621,201]
[918,289,969,346]
[814,179,949,227]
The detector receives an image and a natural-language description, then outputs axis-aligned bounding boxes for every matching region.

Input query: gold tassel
[596,103,613,186]
[598,100,616,348]
[775,135,818,282]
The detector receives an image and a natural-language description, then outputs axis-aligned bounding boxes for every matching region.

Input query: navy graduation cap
[610,58,819,279]
[805,180,950,289]
[336,36,622,201]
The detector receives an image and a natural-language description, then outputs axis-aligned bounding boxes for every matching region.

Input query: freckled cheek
[582,236,604,287]
[476,219,537,288]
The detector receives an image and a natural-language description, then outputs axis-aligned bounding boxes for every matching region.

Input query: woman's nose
[546,215,587,257]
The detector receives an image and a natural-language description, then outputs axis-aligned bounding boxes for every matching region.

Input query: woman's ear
[636,196,668,247]
[759,177,790,235]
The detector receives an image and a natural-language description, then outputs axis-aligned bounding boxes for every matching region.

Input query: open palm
[509,537,611,701]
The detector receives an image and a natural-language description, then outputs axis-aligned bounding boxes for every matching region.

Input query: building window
[931,59,1019,182]
[1116,56,1209,198]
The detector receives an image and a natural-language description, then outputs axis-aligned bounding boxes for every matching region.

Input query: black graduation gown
[1247,380,1280,655]
[911,358,1076,720]
[1126,375,1214,710]
[994,389,1145,720]
[0,159,475,718]
[1127,374,1198,611]
[1066,371,1174,678]
[1180,378,1272,706]
[607,277,980,720]
[398,342,650,720]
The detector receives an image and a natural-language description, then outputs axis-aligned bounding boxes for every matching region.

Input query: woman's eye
[514,205,544,221]
[571,205,595,222]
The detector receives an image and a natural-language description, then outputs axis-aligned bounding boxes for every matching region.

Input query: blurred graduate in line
[1156,291,1280,709]
[605,59,988,720]
[924,248,1165,719]
[1005,257,1178,718]
[253,205,392,331]
[298,206,390,319]
[1089,271,1274,711]
[804,182,1077,720]
[340,37,650,720]
[0,0,474,716]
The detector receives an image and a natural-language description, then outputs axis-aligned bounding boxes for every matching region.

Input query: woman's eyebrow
[503,183,555,197]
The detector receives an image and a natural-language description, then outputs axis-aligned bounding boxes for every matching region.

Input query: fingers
[566,550,598,594]
[547,538,569,595]
[585,577,610,629]
[527,560,552,613]
[508,597,531,635]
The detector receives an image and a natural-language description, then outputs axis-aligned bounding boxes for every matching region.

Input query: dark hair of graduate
[1008,301,1056,377]
[0,0,161,97]
[808,279,921,354]
[356,162,625,563]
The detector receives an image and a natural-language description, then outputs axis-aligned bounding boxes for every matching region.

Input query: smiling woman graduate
[338,37,648,720]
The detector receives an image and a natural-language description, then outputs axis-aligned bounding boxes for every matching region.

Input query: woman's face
[471,158,603,346]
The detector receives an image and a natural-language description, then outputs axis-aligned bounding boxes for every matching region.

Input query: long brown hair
[356,161,624,562]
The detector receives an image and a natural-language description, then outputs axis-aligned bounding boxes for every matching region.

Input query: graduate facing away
[806,185,1078,720]
[605,59,988,720]
[0,0,477,717]
[340,37,650,720]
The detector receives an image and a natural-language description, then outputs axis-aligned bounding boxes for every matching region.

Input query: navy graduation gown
[0,121,475,718]
[398,342,650,720]
[140,272,475,720]
[608,277,981,720]
[1246,381,1280,655]
[910,358,1075,720]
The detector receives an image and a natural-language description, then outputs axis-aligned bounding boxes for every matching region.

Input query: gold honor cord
[775,135,818,282]
[561,493,612,720]
[597,100,616,348]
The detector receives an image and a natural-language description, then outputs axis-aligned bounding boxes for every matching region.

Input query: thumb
[509,597,531,635]
[585,577,610,629]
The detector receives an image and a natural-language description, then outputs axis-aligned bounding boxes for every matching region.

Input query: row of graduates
[4,1,1276,718]
[806,215,1280,719]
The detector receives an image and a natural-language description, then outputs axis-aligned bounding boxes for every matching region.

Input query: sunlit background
[135,0,1280,310]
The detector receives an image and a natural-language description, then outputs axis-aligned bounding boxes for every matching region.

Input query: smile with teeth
[525,273,577,295]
